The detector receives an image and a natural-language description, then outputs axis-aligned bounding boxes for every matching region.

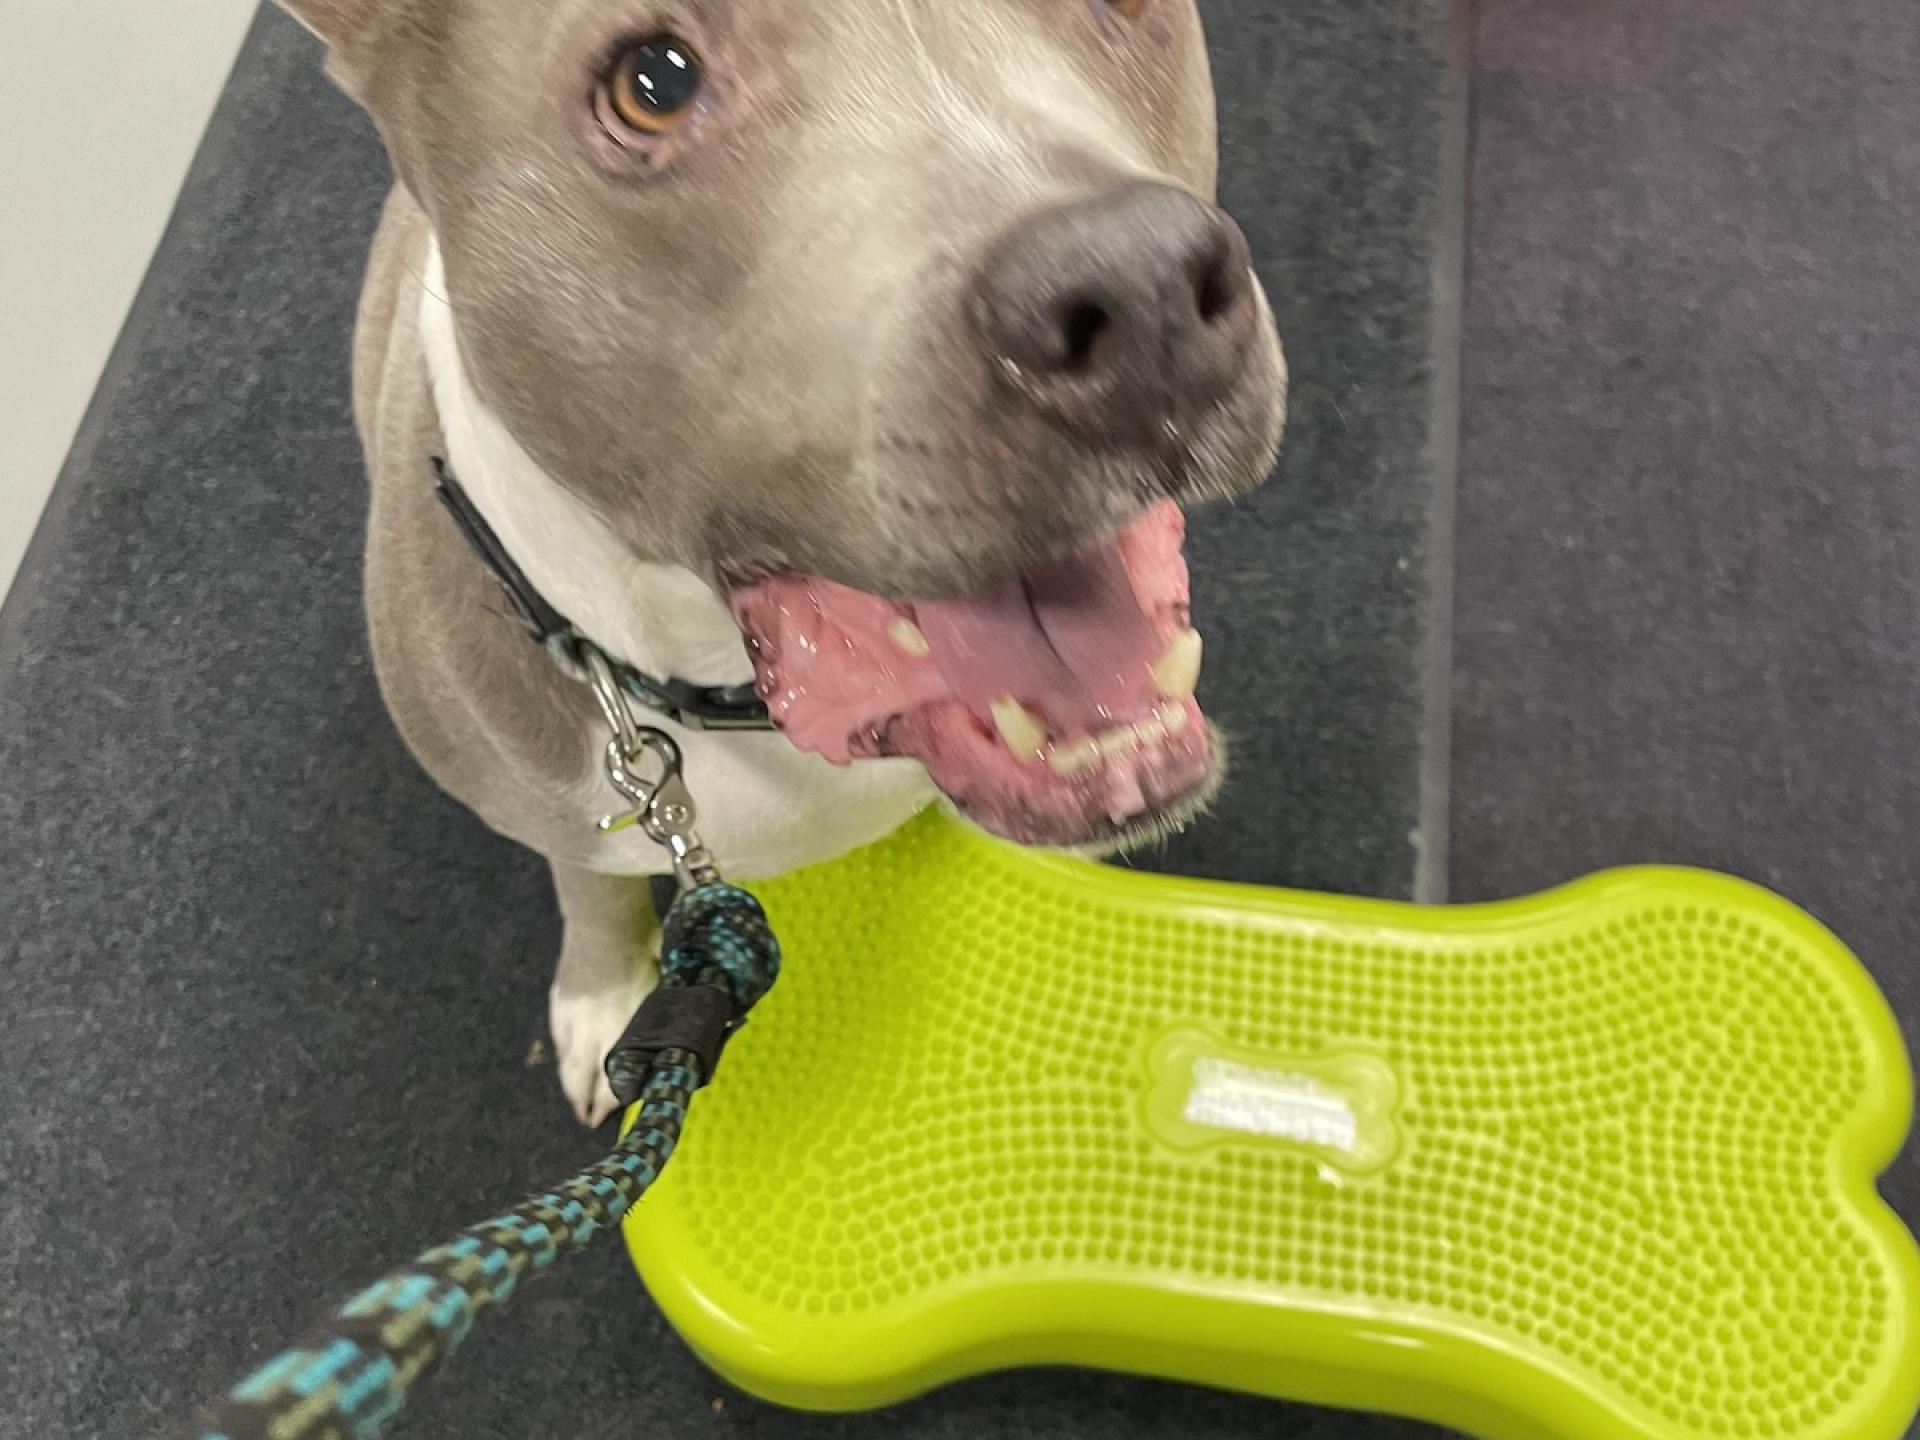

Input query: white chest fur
[416,242,935,879]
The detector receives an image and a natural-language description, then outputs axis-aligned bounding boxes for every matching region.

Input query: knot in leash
[607,882,782,1107]
[661,881,782,1008]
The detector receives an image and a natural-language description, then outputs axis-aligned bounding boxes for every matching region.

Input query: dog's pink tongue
[729,502,1193,764]
[914,537,1164,727]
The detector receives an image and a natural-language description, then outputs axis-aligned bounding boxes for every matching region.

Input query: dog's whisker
[405,260,451,308]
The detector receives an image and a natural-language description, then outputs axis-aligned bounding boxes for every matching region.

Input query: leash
[188,652,782,1440]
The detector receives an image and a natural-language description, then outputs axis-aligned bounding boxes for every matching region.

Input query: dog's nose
[970,182,1258,435]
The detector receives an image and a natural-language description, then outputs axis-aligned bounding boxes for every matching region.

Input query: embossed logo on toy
[1145,1029,1405,1175]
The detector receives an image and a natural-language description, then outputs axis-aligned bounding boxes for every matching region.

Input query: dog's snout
[970,183,1258,435]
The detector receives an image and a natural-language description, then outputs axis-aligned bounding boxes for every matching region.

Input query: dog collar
[431,457,775,732]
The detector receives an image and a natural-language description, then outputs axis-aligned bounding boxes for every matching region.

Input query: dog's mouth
[727,501,1212,848]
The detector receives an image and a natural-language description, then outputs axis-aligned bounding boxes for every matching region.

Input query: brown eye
[1106,0,1149,16]
[606,36,704,135]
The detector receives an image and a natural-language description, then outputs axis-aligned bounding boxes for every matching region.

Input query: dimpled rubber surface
[626,812,1920,1440]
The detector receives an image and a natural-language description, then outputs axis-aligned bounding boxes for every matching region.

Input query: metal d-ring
[585,647,674,816]
[583,647,641,763]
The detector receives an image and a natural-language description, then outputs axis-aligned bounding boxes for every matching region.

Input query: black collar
[432,458,773,732]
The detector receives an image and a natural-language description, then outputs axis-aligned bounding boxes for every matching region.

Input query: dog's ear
[275,0,407,102]
[276,0,380,49]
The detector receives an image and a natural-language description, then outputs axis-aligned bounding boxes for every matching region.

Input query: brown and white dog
[281,0,1287,1123]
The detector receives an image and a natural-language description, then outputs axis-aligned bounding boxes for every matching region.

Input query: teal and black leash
[189,658,781,1440]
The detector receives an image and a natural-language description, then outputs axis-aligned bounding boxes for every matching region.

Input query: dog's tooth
[1086,717,1172,762]
[991,696,1046,761]
[1048,738,1104,777]
[889,618,932,658]
[1157,702,1192,735]
[1151,628,1204,699]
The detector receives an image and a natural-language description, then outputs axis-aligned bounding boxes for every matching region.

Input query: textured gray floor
[1186,0,1460,896]
[1449,0,1920,1287]
[0,5,1460,1439]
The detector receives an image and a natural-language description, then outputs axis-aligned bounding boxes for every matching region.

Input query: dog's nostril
[1194,243,1245,326]
[1058,299,1112,373]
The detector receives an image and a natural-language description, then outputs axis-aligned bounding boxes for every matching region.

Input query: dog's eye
[605,36,704,135]
[1104,0,1149,17]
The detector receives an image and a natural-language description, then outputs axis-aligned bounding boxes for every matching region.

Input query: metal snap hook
[583,644,721,888]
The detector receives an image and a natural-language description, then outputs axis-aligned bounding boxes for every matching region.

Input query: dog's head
[290,0,1286,848]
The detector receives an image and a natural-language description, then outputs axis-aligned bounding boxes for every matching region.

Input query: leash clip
[585,649,723,890]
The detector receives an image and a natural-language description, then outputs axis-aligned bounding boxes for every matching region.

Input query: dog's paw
[551,975,655,1127]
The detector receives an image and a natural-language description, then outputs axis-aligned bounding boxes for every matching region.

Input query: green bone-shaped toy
[625,811,1920,1440]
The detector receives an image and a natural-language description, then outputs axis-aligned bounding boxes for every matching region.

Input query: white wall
[0,0,258,603]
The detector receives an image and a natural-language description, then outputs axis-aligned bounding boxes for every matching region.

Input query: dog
[281,0,1287,1124]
